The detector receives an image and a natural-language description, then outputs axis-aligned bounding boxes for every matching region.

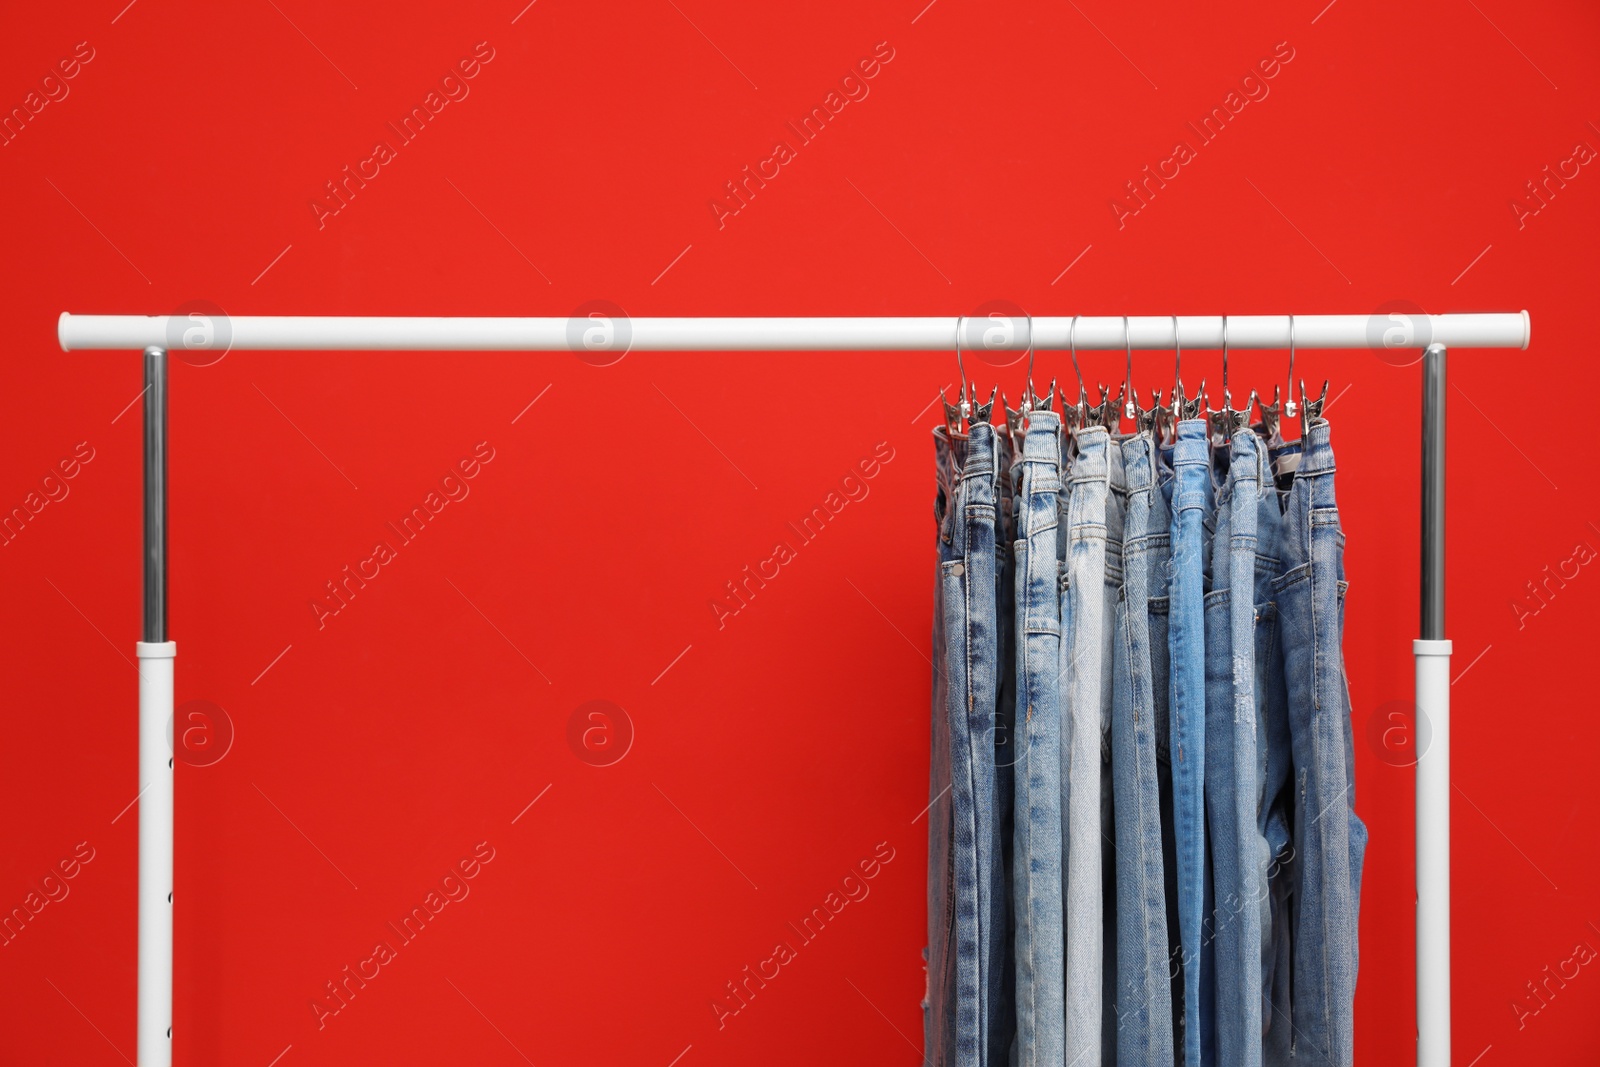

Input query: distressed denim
[1111,433,1176,1066]
[1063,426,1113,1067]
[1273,421,1366,1065]
[1100,438,1128,1067]
[1012,412,1066,1067]
[927,427,962,1067]
[1168,421,1212,1065]
[928,423,1002,1067]
[1202,430,1269,1067]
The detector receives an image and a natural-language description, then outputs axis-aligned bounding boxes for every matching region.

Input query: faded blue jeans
[1273,420,1366,1065]
[1111,433,1175,1066]
[928,422,1002,1067]
[1203,430,1269,1067]
[1062,426,1113,1066]
[1100,438,1128,1067]
[1168,420,1212,1065]
[1012,412,1065,1067]
[927,427,962,1067]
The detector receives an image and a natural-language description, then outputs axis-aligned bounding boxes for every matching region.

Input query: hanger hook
[1123,315,1135,419]
[1221,314,1230,402]
[1172,314,1182,396]
[1285,314,1298,418]
[1068,315,1086,400]
[1023,309,1036,407]
[954,315,969,412]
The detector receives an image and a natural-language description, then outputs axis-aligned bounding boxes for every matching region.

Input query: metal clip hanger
[1018,311,1051,416]
[1120,315,1137,426]
[1146,316,1177,442]
[1258,314,1298,444]
[1002,392,1024,451]
[1136,387,1167,435]
[1174,372,1206,423]
[1208,315,1254,438]
[1258,384,1282,444]
[1299,378,1330,436]
[1125,320,1154,434]
[1007,312,1053,454]
[940,319,966,441]
[942,315,989,442]
[1056,314,1090,436]
[1089,382,1121,429]
[1168,314,1205,423]
[1291,317,1329,437]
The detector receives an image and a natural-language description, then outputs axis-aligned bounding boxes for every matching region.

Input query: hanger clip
[1299,379,1330,431]
[1175,378,1206,422]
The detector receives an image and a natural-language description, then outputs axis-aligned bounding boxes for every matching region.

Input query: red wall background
[2,1,1597,1064]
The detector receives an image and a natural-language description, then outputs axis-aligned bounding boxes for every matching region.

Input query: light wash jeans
[1202,429,1269,1067]
[1273,420,1367,1065]
[929,422,1002,1067]
[1100,438,1128,1067]
[1167,420,1212,1065]
[1062,426,1112,1066]
[1111,433,1175,1066]
[1011,412,1065,1067]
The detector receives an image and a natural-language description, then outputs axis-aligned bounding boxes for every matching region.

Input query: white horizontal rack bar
[57,312,1530,352]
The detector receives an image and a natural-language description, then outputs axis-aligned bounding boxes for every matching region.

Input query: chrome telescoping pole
[1415,343,1451,1067]
[143,347,167,644]
[138,346,175,1067]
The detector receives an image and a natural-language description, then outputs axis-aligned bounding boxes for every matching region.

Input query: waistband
[1172,419,1208,468]
[1228,428,1267,494]
[1019,412,1062,496]
[1173,418,1210,513]
[1121,432,1158,492]
[960,422,999,506]
[1067,424,1108,484]
[1295,418,1336,475]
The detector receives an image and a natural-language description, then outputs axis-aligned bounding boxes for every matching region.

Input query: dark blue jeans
[1273,421,1367,1065]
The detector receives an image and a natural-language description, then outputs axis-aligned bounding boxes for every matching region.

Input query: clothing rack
[57,310,1530,1067]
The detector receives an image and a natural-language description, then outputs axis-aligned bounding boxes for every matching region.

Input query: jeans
[1063,426,1113,1067]
[993,429,1017,1067]
[1100,438,1128,1067]
[1012,412,1066,1067]
[929,422,1003,1066]
[1273,420,1367,1065]
[1168,421,1212,1065]
[1202,430,1269,1067]
[1254,430,1296,1067]
[1111,433,1175,1066]
[927,427,962,1067]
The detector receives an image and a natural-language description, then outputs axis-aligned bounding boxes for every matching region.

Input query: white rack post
[137,345,173,1067]
[1416,343,1451,1067]
[58,311,1527,1067]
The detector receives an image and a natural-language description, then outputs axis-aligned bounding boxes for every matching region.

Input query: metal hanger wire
[1021,310,1049,413]
[1069,315,1086,403]
[955,314,969,417]
[1123,315,1136,421]
[1286,314,1298,419]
